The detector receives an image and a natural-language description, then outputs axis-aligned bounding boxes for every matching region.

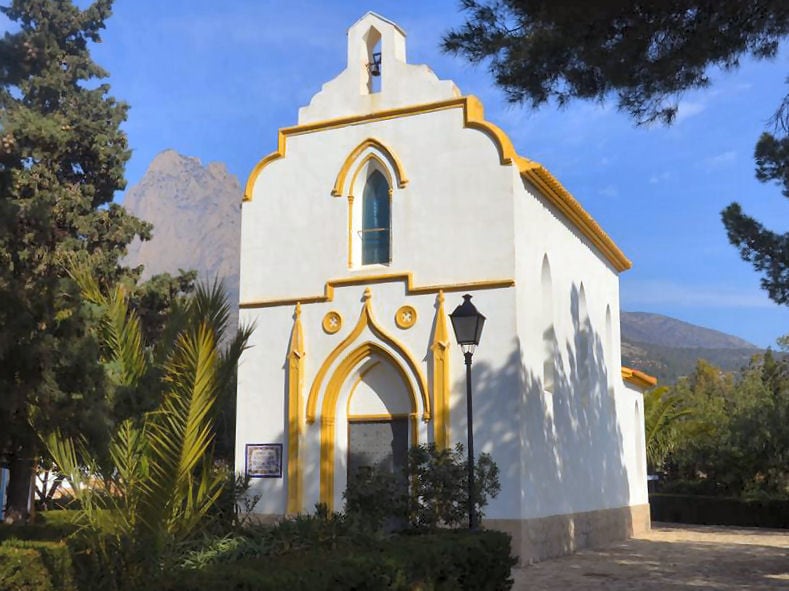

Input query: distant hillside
[123,150,242,329]
[620,312,761,383]
[620,311,757,350]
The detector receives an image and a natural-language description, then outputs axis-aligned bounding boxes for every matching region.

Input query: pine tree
[444,1,789,305]
[0,0,149,519]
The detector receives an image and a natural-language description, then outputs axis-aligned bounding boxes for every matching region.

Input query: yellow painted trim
[520,163,632,272]
[307,288,430,424]
[240,273,515,309]
[621,366,658,389]
[395,305,417,329]
[319,340,420,509]
[243,95,630,271]
[243,129,287,202]
[334,139,407,197]
[286,303,305,514]
[430,291,451,449]
[348,154,394,194]
[346,195,355,267]
[322,310,343,334]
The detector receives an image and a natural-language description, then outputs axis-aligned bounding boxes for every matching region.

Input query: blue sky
[5,1,789,347]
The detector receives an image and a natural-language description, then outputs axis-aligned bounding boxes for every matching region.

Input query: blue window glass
[361,170,390,264]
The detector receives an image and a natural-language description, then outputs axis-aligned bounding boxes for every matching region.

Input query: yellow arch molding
[430,291,451,449]
[319,342,420,508]
[332,138,408,197]
[240,273,514,309]
[242,95,630,272]
[306,287,430,424]
[286,303,305,514]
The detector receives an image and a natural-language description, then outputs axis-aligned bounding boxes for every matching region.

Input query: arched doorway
[318,344,419,509]
[346,357,413,488]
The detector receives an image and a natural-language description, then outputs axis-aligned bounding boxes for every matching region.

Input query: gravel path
[511,522,789,590]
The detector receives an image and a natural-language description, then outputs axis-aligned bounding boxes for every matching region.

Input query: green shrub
[344,466,407,532]
[0,540,76,591]
[0,511,80,543]
[158,529,516,591]
[344,443,501,531]
[650,493,789,527]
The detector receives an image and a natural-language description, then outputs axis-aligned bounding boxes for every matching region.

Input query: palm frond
[144,322,224,541]
[644,386,692,469]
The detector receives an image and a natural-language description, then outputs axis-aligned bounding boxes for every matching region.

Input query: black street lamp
[449,294,485,530]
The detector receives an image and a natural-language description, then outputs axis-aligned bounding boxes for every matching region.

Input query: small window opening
[361,170,390,264]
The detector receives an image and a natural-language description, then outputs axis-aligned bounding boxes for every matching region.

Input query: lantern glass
[449,294,485,352]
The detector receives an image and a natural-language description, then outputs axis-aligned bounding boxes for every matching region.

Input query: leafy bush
[0,511,79,543]
[345,443,501,530]
[344,466,407,532]
[0,540,76,591]
[407,443,500,528]
[159,530,516,591]
[178,505,354,569]
[650,493,789,528]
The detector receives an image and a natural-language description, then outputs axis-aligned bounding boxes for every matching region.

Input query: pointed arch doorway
[319,346,419,509]
[347,356,414,488]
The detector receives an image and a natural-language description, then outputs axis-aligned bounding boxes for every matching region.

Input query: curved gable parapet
[297,13,459,124]
[242,94,631,272]
[332,138,408,197]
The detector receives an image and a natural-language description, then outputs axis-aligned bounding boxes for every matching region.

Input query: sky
[5,0,789,348]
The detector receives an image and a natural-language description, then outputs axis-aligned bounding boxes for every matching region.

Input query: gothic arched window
[361,169,390,265]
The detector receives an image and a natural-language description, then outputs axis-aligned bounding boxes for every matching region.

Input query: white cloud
[622,279,775,309]
[649,171,672,184]
[674,100,706,123]
[703,150,737,170]
[598,185,619,198]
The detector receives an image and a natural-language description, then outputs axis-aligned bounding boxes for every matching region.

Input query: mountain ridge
[123,149,242,330]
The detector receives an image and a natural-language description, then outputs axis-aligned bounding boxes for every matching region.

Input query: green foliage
[0,0,150,517]
[0,511,79,542]
[445,1,789,307]
[344,443,501,530]
[659,354,789,498]
[344,466,407,532]
[45,274,252,590]
[408,443,500,529]
[443,1,789,125]
[643,386,691,471]
[0,540,76,591]
[159,530,516,591]
[650,493,789,528]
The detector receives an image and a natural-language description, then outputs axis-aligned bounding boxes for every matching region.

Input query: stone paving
[511,522,789,590]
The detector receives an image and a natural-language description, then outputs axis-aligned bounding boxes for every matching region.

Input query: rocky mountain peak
[122,149,242,329]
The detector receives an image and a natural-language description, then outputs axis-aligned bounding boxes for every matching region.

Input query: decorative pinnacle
[363,287,372,300]
[437,289,445,304]
[295,302,302,318]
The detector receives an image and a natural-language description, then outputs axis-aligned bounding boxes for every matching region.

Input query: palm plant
[47,264,252,588]
[643,386,691,472]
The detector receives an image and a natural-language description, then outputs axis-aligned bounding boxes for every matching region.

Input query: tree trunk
[4,452,34,522]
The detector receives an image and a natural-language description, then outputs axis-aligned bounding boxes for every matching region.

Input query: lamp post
[449,294,485,530]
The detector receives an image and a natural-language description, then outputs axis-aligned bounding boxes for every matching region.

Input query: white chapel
[236,12,654,562]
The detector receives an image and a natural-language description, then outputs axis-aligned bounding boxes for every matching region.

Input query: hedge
[159,529,516,591]
[0,540,76,591]
[0,511,80,543]
[650,494,789,528]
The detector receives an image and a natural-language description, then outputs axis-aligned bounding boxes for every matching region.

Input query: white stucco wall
[236,12,648,524]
